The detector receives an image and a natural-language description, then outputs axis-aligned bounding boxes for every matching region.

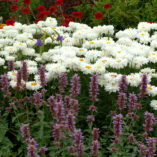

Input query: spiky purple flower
[39,146,48,155]
[8,60,14,71]
[117,92,126,111]
[48,96,56,118]
[139,74,148,98]
[56,101,65,123]
[72,99,79,114]
[143,112,156,132]
[87,115,95,123]
[147,137,157,157]
[17,69,22,87]
[27,139,39,157]
[90,140,99,157]
[21,61,29,82]
[38,64,46,87]
[118,75,128,93]
[92,128,99,141]
[33,91,42,107]
[20,123,30,139]
[89,74,99,102]
[138,142,147,157]
[0,74,10,96]
[59,73,68,93]
[128,93,137,112]
[113,114,123,137]
[52,124,62,141]
[66,112,75,132]
[64,96,72,110]
[70,74,80,98]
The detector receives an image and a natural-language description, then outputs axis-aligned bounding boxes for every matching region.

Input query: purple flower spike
[0,74,10,96]
[117,92,126,111]
[143,111,156,132]
[90,140,100,157]
[118,75,128,93]
[147,137,157,157]
[139,74,148,98]
[59,73,68,93]
[36,39,43,46]
[128,93,137,112]
[20,123,30,139]
[89,74,99,102]
[8,60,14,71]
[70,74,80,98]
[38,64,46,87]
[40,146,48,155]
[21,61,29,82]
[113,114,123,137]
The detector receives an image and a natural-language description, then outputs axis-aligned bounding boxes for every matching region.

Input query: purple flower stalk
[20,123,30,139]
[90,140,99,157]
[40,146,48,155]
[64,96,72,110]
[117,92,126,111]
[147,137,157,157]
[138,142,147,157]
[66,112,76,132]
[8,60,14,71]
[89,74,99,102]
[56,101,65,123]
[36,39,43,46]
[139,74,148,98]
[52,124,62,141]
[59,73,68,93]
[27,143,39,157]
[128,93,137,112]
[48,96,56,118]
[92,128,99,141]
[143,112,156,132]
[33,91,42,107]
[72,99,79,114]
[0,74,10,96]
[71,129,84,157]
[113,114,123,137]
[38,64,46,87]
[118,75,128,93]
[87,115,95,123]
[56,94,63,103]
[70,74,80,98]
[17,69,22,87]
[21,61,29,82]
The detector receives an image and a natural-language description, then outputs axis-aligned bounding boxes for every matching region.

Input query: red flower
[38,11,49,19]
[55,0,63,6]
[94,12,103,19]
[148,21,152,24]
[49,6,56,13]
[23,0,31,5]
[22,8,30,14]
[38,6,45,12]
[14,0,19,2]
[35,18,43,23]
[104,3,111,9]
[11,15,16,19]
[62,23,69,27]
[65,17,74,24]
[6,19,15,26]
[72,11,83,18]
[10,5,18,11]
[63,14,69,18]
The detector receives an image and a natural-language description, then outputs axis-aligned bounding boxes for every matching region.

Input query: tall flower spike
[70,74,80,98]
[92,128,99,141]
[117,92,126,111]
[59,73,68,93]
[113,114,123,137]
[143,111,156,132]
[66,112,76,132]
[17,69,22,87]
[8,60,14,71]
[147,137,157,157]
[128,93,137,112]
[20,123,30,139]
[21,61,29,82]
[118,75,128,93]
[48,96,56,118]
[90,140,99,157]
[38,64,46,87]
[89,74,99,102]
[0,74,10,96]
[56,101,65,123]
[139,74,148,98]
[138,142,147,157]
[33,91,42,107]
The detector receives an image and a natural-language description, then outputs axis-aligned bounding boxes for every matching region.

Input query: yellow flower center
[55,67,59,70]
[141,33,145,36]
[85,65,91,69]
[79,58,84,61]
[116,59,121,63]
[10,48,13,50]
[102,59,107,63]
[117,51,121,53]
[106,42,111,44]
[79,48,84,51]
[97,66,101,69]
[31,82,37,86]
[111,74,117,78]
[50,21,54,23]
[12,72,17,76]
[141,26,145,29]
[52,27,56,29]
[66,40,70,43]
[90,41,94,44]
[155,103,157,106]
[130,78,135,81]
[152,53,156,55]
[148,86,152,90]
[19,43,23,46]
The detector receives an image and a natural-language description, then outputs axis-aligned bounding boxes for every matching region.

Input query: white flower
[150,100,157,110]
[26,81,41,91]
[0,57,5,66]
